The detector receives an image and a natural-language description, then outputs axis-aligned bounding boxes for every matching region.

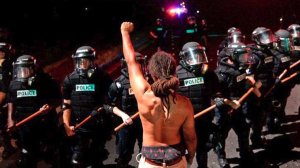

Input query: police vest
[116,74,138,115]
[272,49,291,76]
[216,62,247,99]
[251,47,274,79]
[9,78,43,118]
[66,70,104,121]
[176,65,212,113]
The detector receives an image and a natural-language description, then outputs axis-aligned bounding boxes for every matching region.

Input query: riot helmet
[226,42,254,70]
[156,18,163,26]
[179,42,208,74]
[287,24,300,46]
[228,31,244,44]
[13,55,36,82]
[274,29,292,53]
[252,27,275,47]
[72,46,96,77]
[0,42,12,60]
[227,27,240,37]
[121,52,148,77]
[187,16,197,25]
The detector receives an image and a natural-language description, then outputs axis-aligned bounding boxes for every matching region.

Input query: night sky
[0,0,299,57]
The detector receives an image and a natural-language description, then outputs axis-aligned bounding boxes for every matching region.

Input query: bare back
[138,91,194,146]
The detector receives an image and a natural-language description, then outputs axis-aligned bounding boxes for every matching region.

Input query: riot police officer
[217,27,244,65]
[287,24,300,117]
[218,27,243,55]
[107,52,147,168]
[62,46,113,167]
[248,27,276,148]
[7,55,61,167]
[214,42,256,167]
[149,18,168,51]
[0,42,16,159]
[268,29,292,132]
[182,16,207,48]
[176,41,220,168]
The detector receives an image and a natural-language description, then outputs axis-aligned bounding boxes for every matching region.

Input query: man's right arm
[182,98,197,165]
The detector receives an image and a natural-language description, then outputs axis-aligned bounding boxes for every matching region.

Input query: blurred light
[85,7,89,11]
[167,7,188,17]
[280,17,283,22]
[197,10,200,14]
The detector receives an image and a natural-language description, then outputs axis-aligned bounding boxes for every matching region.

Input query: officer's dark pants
[16,121,43,168]
[195,117,214,168]
[248,97,269,143]
[269,83,293,131]
[213,102,253,166]
[0,107,16,159]
[71,129,108,168]
[116,118,143,166]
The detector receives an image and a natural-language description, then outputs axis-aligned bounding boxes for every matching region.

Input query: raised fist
[121,22,134,33]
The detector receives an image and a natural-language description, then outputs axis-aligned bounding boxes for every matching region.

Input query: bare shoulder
[173,93,193,113]
[175,93,191,105]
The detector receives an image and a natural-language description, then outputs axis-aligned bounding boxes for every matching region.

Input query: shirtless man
[121,21,197,168]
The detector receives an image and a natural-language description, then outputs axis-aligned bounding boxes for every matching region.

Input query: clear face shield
[234,50,254,70]
[290,27,300,39]
[182,47,208,66]
[278,38,292,53]
[257,30,274,45]
[74,57,94,76]
[75,57,93,70]
[229,33,244,44]
[13,65,34,81]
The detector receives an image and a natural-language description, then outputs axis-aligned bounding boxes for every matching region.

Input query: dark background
[0,0,299,63]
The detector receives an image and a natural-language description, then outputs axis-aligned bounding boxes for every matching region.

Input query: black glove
[103,104,114,114]
[274,77,280,86]
[214,98,225,108]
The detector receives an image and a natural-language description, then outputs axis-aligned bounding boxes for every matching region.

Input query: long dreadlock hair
[148,51,179,118]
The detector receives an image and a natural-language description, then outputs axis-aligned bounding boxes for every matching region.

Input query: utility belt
[144,157,182,167]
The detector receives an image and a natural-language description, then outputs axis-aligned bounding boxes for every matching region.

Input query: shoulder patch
[264,56,273,64]
[236,73,246,82]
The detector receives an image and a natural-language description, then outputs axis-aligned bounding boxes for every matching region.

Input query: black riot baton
[74,107,103,130]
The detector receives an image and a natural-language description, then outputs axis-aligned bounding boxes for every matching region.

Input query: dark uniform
[108,54,146,167]
[7,55,61,167]
[182,16,207,48]
[62,46,113,167]
[176,42,219,168]
[248,27,276,147]
[268,29,292,132]
[217,27,244,65]
[0,42,16,159]
[214,42,255,167]
[288,24,300,116]
[149,18,168,51]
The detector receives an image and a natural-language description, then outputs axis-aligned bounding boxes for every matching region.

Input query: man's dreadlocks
[148,51,179,117]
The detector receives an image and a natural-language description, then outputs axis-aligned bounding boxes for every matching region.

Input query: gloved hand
[103,104,113,114]
[214,97,225,108]
[230,100,241,110]
[274,77,280,86]
[120,113,133,125]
